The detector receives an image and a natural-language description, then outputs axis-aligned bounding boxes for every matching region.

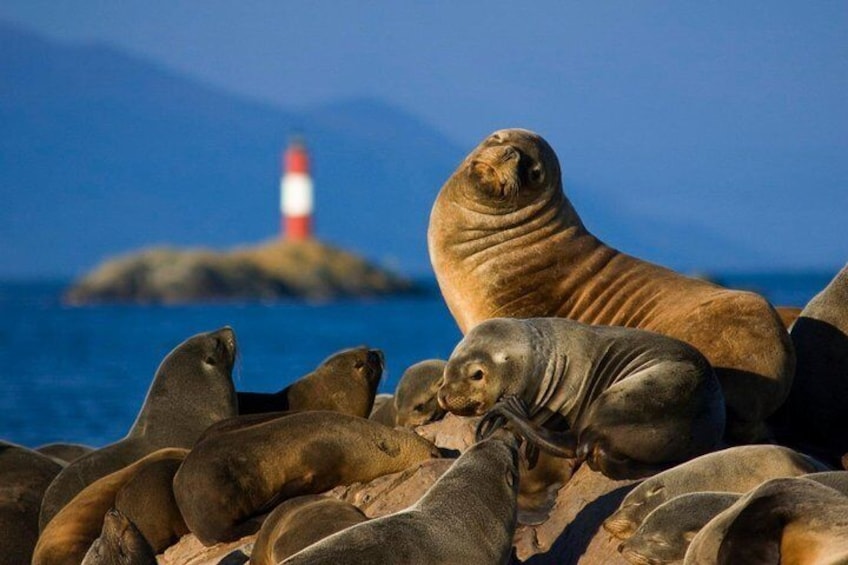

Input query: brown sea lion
[280,431,520,565]
[250,495,369,564]
[428,128,794,443]
[772,263,848,463]
[39,327,238,530]
[683,477,848,565]
[33,448,188,565]
[439,317,726,480]
[237,347,384,418]
[603,444,829,540]
[35,443,95,465]
[173,411,440,546]
[394,359,447,428]
[0,441,64,564]
[81,508,157,565]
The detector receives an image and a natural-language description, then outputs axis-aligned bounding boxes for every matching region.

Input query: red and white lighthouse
[280,138,314,240]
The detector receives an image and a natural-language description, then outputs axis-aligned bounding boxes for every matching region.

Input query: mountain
[0,21,780,279]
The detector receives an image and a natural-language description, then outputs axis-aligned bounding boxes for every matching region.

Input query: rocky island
[65,239,418,304]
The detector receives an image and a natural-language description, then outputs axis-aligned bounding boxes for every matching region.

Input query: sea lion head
[455,128,561,209]
[81,508,157,565]
[438,318,539,416]
[319,346,385,394]
[395,359,447,427]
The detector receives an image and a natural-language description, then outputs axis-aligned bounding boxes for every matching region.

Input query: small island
[65,239,419,304]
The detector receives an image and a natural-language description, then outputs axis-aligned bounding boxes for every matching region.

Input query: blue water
[0,271,837,449]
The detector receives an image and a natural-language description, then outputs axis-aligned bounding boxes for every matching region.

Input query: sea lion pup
[439,317,726,480]
[773,263,848,462]
[250,495,369,564]
[428,128,794,443]
[619,492,741,565]
[368,393,397,426]
[173,411,440,546]
[39,326,238,530]
[603,444,829,540]
[0,441,64,564]
[683,477,848,565]
[280,431,520,565]
[394,359,448,427]
[81,508,157,565]
[36,442,94,465]
[33,448,188,565]
[237,346,384,417]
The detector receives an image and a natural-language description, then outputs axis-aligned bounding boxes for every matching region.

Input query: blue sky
[2,2,846,271]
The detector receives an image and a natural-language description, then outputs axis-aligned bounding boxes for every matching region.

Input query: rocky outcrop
[65,239,418,304]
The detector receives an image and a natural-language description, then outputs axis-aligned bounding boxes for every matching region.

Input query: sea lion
[683,477,848,565]
[394,359,447,427]
[250,495,369,564]
[237,346,384,418]
[280,431,520,565]
[39,327,238,530]
[173,411,440,546]
[772,263,848,463]
[368,393,397,426]
[35,443,95,465]
[81,508,157,565]
[603,444,829,540]
[428,128,794,443]
[33,448,188,565]
[0,441,64,564]
[438,317,726,480]
[619,491,741,565]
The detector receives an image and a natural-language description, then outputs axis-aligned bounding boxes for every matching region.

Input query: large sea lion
[173,411,440,546]
[39,327,238,530]
[0,441,64,564]
[683,477,848,565]
[280,431,520,565]
[237,347,384,418]
[81,508,157,565]
[603,444,829,540]
[428,128,794,443]
[772,263,848,463]
[394,359,447,427]
[33,448,188,565]
[250,495,369,564]
[438,317,726,479]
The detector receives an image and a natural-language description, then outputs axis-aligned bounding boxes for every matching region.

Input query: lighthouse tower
[280,138,314,240]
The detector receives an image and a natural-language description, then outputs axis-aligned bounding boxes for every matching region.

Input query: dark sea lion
[619,491,741,565]
[81,508,157,565]
[684,477,848,565]
[250,495,369,564]
[173,410,440,546]
[0,441,64,564]
[39,327,238,530]
[438,317,725,479]
[394,359,447,427]
[772,263,848,462]
[33,448,188,565]
[368,393,397,426]
[35,443,95,465]
[428,128,794,443]
[280,432,520,565]
[603,444,829,540]
[237,346,384,417]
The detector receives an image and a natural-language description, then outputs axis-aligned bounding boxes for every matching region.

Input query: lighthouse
[280,138,314,240]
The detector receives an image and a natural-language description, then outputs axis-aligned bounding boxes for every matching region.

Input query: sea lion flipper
[479,395,578,459]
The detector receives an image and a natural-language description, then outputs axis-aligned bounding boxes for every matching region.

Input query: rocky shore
[65,239,419,304]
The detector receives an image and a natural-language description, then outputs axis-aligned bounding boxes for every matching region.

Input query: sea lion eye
[470,369,484,381]
[529,167,543,183]
[414,403,425,412]
[205,355,217,366]
[354,361,365,369]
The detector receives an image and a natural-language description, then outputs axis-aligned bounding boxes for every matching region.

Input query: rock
[65,239,418,304]
[157,533,254,565]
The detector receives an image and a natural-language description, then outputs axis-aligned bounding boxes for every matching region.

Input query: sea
[0,270,837,450]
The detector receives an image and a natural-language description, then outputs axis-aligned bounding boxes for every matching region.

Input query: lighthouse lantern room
[280,138,314,240]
